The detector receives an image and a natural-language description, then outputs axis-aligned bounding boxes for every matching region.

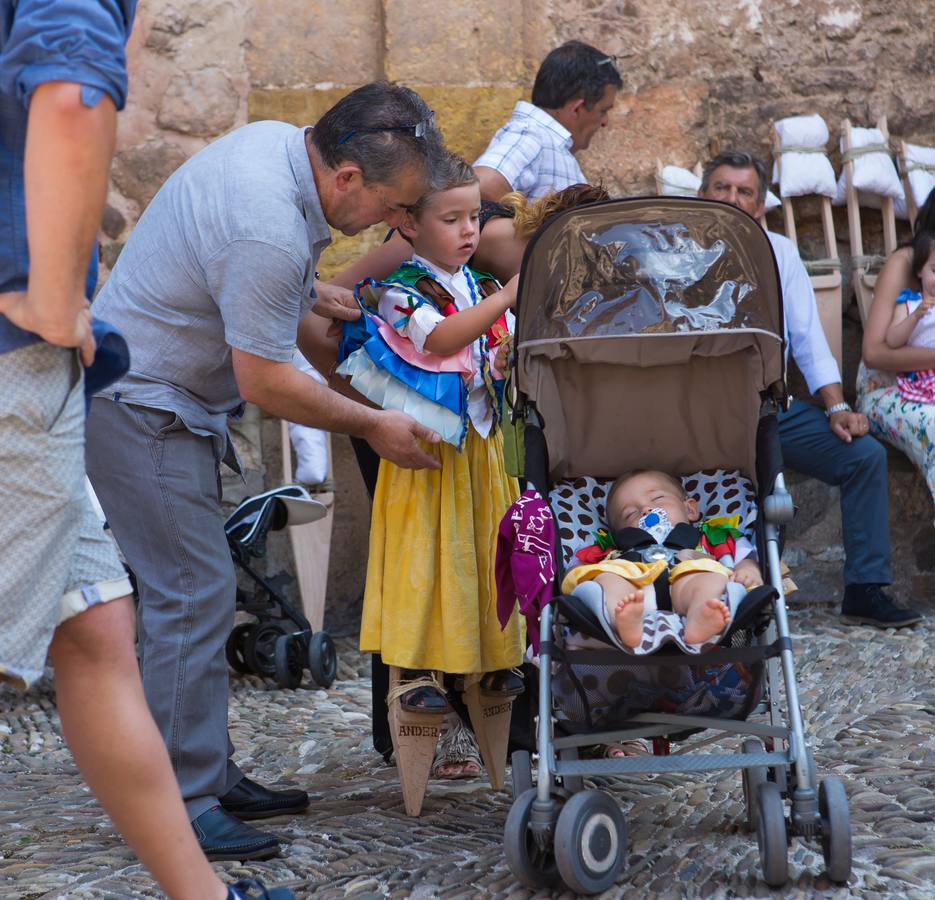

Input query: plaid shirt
[474,100,586,199]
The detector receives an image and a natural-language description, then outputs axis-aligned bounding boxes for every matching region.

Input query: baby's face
[608,472,698,532]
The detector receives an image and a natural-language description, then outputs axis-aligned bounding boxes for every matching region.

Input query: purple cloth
[495,489,556,651]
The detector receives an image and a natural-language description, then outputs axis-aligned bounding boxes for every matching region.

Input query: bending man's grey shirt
[93,121,331,444]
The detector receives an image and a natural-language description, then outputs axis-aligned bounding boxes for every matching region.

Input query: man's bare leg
[49,597,227,900]
[671,572,731,644]
[596,574,645,648]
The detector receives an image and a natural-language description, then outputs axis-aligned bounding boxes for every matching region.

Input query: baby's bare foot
[683,597,731,644]
[613,589,645,648]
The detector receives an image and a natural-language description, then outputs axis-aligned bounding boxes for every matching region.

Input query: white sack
[771,114,837,198]
[832,126,906,217]
[903,142,935,211]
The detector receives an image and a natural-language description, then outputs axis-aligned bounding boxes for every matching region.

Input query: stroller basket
[549,587,777,736]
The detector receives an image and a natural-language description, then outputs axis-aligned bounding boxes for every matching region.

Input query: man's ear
[333,163,364,193]
[397,209,418,242]
[566,97,586,118]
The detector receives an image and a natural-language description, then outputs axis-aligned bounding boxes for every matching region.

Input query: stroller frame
[503,197,851,893]
[224,485,338,690]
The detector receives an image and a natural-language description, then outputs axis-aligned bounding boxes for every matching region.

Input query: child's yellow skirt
[360,427,523,673]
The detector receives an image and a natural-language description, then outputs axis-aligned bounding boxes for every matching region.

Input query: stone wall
[103,0,934,619]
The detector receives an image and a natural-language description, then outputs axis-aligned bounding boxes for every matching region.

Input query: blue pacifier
[638,507,673,545]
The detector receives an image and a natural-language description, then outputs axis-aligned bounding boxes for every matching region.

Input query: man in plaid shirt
[474,40,621,201]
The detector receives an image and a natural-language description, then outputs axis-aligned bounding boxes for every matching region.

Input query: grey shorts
[0,342,131,690]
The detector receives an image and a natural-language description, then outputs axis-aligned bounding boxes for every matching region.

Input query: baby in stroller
[565,468,763,648]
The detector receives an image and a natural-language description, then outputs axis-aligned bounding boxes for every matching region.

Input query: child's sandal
[431,716,482,779]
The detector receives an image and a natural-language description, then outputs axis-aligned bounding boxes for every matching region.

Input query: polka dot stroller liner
[548,470,766,733]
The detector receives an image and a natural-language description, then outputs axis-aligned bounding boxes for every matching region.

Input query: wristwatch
[824,402,852,418]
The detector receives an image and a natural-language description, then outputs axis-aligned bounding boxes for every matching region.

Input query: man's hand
[731,558,764,589]
[364,409,442,470]
[313,280,360,338]
[0,289,96,366]
[828,409,870,443]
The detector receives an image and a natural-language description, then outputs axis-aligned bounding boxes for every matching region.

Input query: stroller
[501,197,852,892]
[224,485,338,690]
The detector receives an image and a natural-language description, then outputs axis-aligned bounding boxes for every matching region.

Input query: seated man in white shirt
[474,40,621,201]
[699,150,922,629]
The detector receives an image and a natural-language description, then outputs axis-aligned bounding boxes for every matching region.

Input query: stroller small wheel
[245,622,286,676]
[225,623,254,675]
[741,738,768,832]
[307,631,337,688]
[274,634,304,689]
[503,788,560,890]
[510,750,533,799]
[819,777,852,883]
[756,781,789,887]
[554,789,627,895]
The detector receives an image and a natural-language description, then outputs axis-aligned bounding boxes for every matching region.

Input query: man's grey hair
[700,150,769,205]
[311,82,447,190]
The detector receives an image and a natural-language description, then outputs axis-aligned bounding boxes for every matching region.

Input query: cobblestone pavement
[2,601,935,899]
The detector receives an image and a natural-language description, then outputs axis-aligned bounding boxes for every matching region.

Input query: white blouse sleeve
[378,286,445,353]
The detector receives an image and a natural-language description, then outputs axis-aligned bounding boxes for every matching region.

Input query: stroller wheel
[756,782,789,887]
[510,750,533,799]
[245,622,286,676]
[741,738,768,832]
[554,789,627,895]
[307,631,337,688]
[819,777,852,883]
[225,623,254,675]
[503,788,560,889]
[274,634,304,690]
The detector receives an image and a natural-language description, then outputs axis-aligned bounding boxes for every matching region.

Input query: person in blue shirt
[0,3,290,898]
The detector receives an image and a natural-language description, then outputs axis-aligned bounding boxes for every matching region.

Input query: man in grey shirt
[87,83,445,861]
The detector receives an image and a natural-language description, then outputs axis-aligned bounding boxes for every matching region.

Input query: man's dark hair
[700,150,769,206]
[531,41,622,110]
[312,82,445,187]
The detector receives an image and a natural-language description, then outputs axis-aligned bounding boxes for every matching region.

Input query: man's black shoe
[192,806,280,861]
[227,878,295,900]
[220,776,309,820]
[840,584,923,628]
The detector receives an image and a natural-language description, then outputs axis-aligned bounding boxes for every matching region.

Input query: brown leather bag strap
[476,276,503,299]
[414,276,455,310]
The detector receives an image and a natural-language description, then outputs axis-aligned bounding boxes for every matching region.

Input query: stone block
[101,205,127,240]
[246,0,382,87]
[414,86,526,162]
[578,80,708,194]
[157,68,239,137]
[384,0,528,85]
[249,87,357,126]
[111,140,189,210]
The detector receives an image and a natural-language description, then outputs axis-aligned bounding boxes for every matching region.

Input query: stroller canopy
[515,197,785,483]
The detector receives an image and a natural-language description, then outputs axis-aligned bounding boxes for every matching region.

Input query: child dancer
[338,153,524,777]
[885,228,935,403]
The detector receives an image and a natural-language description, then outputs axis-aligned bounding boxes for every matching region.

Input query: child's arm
[422,275,518,357]
[885,295,934,349]
[732,557,763,589]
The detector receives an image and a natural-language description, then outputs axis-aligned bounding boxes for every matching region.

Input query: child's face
[920,248,935,301]
[608,472,699,532]
[402,183,481,273]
